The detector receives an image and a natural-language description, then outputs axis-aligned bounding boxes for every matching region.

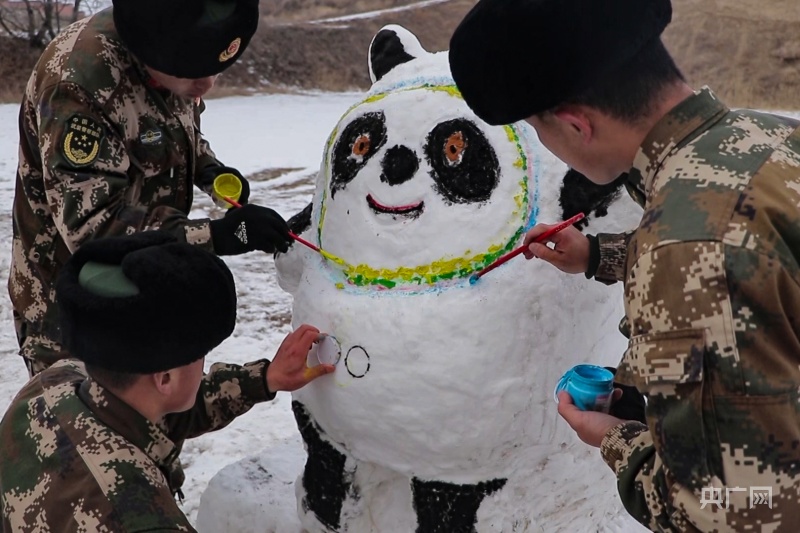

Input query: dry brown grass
[247,167,304,183]
[260,0,416,22]
[216,0,475,93]
[0,37,41,105]
[220,0,800,110]
[0,0,799,111]
[664,0,800,109]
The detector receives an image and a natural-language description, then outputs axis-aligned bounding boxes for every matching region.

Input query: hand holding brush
[220,195,344,265]
[522,212,592,274]
[469,213,585,284]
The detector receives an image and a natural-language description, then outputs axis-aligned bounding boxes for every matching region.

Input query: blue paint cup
[554,364,614,412]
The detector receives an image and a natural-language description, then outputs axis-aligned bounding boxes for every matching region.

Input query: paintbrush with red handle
[221,195,341,262]
[469,212,586,285]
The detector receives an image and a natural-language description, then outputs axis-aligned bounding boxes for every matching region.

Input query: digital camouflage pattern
[0,358,274,533]
[8,9,223,375]
[601,88,800,532]
[594,231,633,283]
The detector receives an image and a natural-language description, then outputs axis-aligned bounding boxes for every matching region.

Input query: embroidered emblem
[62,114,104,167]
[219,37,241,62]
[235,221,247,244]
[139,129,163,145]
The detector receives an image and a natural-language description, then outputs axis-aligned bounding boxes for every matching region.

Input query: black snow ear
[288,202,313,236]
[558,169,627,230]
[368,25,426,83]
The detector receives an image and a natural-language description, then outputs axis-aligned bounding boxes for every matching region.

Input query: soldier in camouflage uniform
[8,0,292,377]
[0,232,335,532]
[451,0,800,531]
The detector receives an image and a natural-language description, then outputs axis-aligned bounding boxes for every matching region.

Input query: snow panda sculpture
[275,25,641,532]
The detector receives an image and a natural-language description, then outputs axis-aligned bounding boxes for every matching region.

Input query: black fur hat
[113,0,259,78]
[57,231,237,374]
[449,0,672,125]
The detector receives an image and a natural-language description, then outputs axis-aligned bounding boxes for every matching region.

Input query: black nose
[380,145,419,186]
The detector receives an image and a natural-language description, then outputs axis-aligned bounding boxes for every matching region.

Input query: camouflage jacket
[8,9,222,374]
[601,88,800,532]
[0,358,274,533]
[590,231,632,284]
[585,231,633,285]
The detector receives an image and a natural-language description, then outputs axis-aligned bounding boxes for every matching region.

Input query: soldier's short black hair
[112,0,259,78]
[85,364,139,391]
[557,38,684,124]
[57,231,237,374]
[449,0,674,125]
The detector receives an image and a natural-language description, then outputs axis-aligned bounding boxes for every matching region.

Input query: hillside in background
[218,0,800,110]
[664,0,800,109]
[0,0,799,109]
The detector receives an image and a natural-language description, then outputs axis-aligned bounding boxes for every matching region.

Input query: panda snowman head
[309,25,545,292]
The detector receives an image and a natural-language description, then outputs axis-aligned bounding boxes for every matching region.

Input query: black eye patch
[330,112,388,198]
[424,119,499,205]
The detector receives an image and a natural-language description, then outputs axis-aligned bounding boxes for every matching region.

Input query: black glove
[605,366,647,423]
[210,204,292,255]
[197,166,251,205]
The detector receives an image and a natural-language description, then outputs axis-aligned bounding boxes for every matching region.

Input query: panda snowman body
[276,25,640,532]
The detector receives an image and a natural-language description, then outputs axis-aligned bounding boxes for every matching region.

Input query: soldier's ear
[151,370,173,395]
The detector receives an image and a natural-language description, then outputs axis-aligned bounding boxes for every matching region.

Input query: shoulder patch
[62,114,104,167]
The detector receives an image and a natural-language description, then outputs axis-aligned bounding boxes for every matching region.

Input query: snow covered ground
[309,0,452,24]
[1,92,797,531]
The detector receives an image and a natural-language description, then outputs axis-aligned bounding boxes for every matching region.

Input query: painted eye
[444,132,466,165]
[425,118,499,205]
[353,134,371,157]
[331,112,387,198]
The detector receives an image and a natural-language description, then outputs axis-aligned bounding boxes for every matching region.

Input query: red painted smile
[366,194,424,217]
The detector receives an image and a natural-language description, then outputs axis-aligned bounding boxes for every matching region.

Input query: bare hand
[557,390,625,447]
[266,324,335,393]
[522,223,590,274]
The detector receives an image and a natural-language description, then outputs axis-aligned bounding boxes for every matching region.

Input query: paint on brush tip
[320,249,346,266]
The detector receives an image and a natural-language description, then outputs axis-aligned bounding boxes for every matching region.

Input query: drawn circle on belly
[345,346,370,378]
[317,335,342,365]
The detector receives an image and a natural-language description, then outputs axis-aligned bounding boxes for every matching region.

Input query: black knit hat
[449,0,673,125]
[57,232,237,374]
[112,0,259,78]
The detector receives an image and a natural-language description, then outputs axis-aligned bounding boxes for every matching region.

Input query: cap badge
[219,37,241,62]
